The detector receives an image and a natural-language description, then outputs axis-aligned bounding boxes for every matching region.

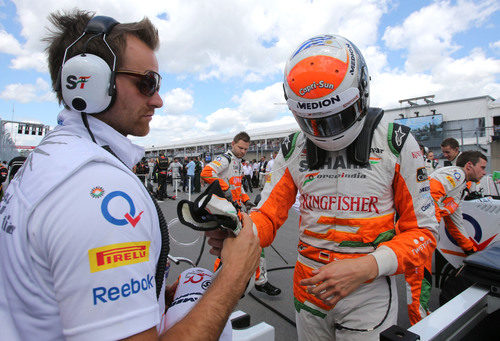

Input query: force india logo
[88,241,150,273]
[303,172,320,186]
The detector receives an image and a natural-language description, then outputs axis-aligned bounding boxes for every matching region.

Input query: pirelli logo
[88,241,150,273]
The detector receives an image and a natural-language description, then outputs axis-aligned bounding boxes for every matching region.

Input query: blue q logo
[101,191,143,227]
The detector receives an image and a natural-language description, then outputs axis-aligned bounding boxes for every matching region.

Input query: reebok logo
[92,274,154,305]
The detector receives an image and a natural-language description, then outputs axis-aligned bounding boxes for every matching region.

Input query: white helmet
[284,35,370,151]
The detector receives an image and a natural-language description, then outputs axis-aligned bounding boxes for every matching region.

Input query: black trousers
[157,173,167,199]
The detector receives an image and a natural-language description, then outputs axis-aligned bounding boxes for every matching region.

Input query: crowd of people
[0,9,496,341]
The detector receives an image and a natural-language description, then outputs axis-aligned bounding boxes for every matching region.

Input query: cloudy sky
[0,0,499,148]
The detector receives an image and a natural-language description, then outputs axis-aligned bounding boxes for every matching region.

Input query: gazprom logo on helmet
[296,95,341,111]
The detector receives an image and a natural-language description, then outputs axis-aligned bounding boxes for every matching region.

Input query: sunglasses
[115,70,161,97]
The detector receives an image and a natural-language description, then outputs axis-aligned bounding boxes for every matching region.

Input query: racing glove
[244,200,256,211]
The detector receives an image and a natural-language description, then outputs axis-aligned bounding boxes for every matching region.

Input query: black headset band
[85,16,119,34]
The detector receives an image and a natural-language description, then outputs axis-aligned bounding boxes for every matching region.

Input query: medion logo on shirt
[88,241,150,273]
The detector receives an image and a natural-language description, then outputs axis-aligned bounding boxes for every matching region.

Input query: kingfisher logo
[303,172,320,186]
[101,191,144,227]
[88,241,150,273]
[66,75,91,89]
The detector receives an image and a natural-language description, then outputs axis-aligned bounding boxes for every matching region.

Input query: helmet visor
[293,102,360,138]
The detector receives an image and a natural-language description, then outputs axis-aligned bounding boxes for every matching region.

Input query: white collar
[56,109,144,169]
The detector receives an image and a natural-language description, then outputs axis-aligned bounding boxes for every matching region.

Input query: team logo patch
[303,172,320,186]
[88,241,150,273]
[369,157,381,165]
[416,167,428,182]
[90,186,105,199]
[101,191,144,227]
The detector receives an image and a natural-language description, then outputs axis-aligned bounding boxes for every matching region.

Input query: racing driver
[209,35,439,340]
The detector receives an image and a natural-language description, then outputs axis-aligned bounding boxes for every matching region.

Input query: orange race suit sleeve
[429,168,476,252]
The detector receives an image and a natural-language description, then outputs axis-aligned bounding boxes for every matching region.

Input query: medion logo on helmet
[66,75,91,90]
[296,94,341,111]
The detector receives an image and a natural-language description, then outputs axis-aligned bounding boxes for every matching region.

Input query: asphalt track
[157,184,441,341]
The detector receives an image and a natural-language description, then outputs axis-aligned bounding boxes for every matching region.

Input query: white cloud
[490,40,500,50]
[383,0,499,73]
[162,88,194,115]
[0,30,23,55]
[232,82,286,122]
[0,78,56,103]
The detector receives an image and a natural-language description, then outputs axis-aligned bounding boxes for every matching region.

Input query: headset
[56,16,119,114]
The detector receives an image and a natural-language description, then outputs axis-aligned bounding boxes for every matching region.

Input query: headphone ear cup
[60,54,113,113]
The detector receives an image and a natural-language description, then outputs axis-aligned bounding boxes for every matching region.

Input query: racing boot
[255,281,281,296]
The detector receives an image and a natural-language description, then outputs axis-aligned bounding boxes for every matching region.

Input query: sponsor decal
[302,193,379,213]
[92,274,154,305]
[299,80,335,96]
[291,35,336,58]
[419,186,430,193]
[66,75,91,90]
[411,150,423,159]
[212,160,221,167]
[0,193,15,235]
[215,156,223,162]
[170,292,203,308]
[453,171,461,180]
[296,95,341,111]
[446,175,456,188]
[416,167,428,182]
[303,172,320,186]
[201,280,212,290]
[421,201,432,212]
[395,126,406,146]
[101,191,144,227]
[299,155,371,172]
[411,238,431,256]
[346,43,356,75]
[342,93,359,108]
[370,147,384,154]
[90,186,105,199]
[88,241,150,273]
[445,213,498,252]
[369,157,381,165]
[183,269,211,284]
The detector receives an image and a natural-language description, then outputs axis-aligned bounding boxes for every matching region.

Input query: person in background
[154,153,169,201]
[440,138,461,166]
[424,150,438,175]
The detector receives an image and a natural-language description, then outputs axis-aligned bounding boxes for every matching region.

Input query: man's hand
[205,229,229,257]
[219,213,261,286]
[300,255,378,307]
